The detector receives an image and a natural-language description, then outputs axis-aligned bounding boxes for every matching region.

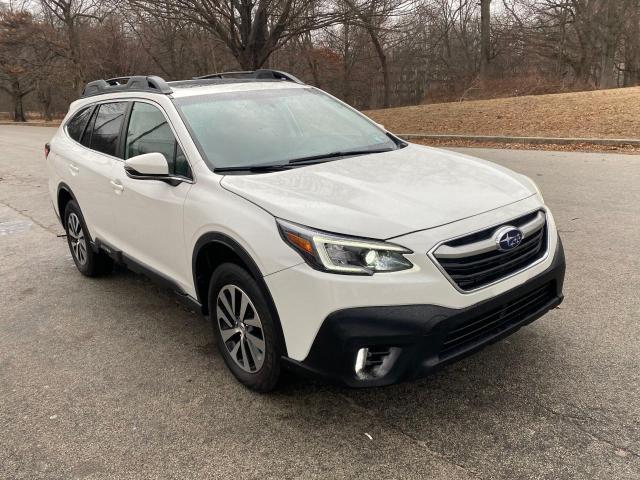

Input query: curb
[399,134,640,147]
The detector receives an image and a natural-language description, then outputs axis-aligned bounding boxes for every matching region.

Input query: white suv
[46,70,565,391]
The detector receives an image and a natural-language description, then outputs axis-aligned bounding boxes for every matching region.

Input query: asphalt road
[1,125,639,480]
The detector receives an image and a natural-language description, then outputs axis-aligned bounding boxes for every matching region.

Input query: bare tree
[596,0,628,88]
[39,0,112,93]
[342,0,407,107]
[131,0,341,70]
[322,14,361,102]
[117,1,239,80]
[293,30,323,87]
[2,0,639,116]
[0,10,39,121]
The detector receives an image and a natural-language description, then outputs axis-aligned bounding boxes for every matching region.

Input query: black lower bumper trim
[286,238,566,387]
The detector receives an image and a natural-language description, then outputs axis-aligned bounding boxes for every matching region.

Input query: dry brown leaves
[366,87,640,140]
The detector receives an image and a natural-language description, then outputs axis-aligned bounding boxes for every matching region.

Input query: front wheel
[208,263,282,392]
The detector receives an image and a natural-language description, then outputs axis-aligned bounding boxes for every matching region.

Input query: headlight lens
[277,219,413,275]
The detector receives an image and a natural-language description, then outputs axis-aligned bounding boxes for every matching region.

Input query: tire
[64,200,113,277]
[208,263,282,392]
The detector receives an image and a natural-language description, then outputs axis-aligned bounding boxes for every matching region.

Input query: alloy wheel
[216,284,266,373]
[67,212,88,265]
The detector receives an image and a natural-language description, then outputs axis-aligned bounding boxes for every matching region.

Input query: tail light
[44,143,50,159]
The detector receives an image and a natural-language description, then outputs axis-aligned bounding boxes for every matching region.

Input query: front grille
[439,282,556,359]
[433,211,548,291]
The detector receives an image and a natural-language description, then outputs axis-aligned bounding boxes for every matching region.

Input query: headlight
[277,219,413,275]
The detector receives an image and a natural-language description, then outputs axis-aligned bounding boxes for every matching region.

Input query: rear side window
[81,108,96,148]
[89,102,128,157]
[66,107,93,142]
[125,102,190,177]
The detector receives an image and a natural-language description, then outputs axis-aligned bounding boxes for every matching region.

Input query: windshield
[174,87,398,170]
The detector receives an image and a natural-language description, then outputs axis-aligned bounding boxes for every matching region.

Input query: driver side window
[125,102,191,177]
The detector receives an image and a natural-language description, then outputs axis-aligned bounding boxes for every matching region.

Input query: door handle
[68,163,79,175]
[110,179,124,194]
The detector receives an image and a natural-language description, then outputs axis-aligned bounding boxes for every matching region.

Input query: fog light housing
[354,346,401,379]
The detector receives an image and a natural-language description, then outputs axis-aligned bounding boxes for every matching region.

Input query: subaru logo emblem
[494,226,524,251]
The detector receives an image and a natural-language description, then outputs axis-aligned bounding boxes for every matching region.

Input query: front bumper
[284,239,565,387]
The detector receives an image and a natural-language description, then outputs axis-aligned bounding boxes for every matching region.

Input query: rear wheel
[64,200,113,277]
[208,263,281,392]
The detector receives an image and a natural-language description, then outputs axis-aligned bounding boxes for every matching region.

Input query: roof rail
[193,69,304,84]
[81,75,173,98]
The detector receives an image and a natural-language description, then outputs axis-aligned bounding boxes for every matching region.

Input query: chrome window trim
[427,207,551,294]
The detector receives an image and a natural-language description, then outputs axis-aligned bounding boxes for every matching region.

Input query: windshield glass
[174,87,397,169]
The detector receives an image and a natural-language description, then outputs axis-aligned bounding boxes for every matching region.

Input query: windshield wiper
[214,148,395,173]
[214,163,294,173]
[287,148,395,165]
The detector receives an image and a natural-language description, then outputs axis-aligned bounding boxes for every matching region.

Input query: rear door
[108,100,193,289]
[56,102,128,244]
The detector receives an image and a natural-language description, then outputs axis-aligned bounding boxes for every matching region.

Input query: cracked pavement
[1,125,639,479]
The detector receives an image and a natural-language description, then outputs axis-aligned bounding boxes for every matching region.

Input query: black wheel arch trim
[192,231,288,356]
[56,182,78,221]
[56,183,97,245]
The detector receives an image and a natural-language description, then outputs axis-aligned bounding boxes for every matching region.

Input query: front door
[109,101,194,291]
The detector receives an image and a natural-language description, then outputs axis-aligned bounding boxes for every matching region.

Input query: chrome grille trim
[428,209,550,293]
[434,211,545,259]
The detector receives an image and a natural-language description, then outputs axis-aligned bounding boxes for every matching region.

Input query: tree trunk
[342,0,391,107]
[38,84,53,121]
[342,22,352,102]
[301,33,321,88]
[12,79,27,122]
[599,50,617,88]
[305,54,321,88]
[13,101,26,122]
[479,0,492,84]
[236,43,269,69]
[599,32,617,87]
[65,18,85,94]
[366,27,390,108]
[598,0,621,89]
[625,0,640,86]
[233,5,271,70]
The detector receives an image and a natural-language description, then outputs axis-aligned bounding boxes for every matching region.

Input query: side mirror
[123,152,186,186]
[124,152,169,176]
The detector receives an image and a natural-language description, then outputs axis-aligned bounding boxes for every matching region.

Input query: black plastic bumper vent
[439,282,556,359]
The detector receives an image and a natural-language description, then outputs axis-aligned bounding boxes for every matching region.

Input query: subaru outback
[46,70,565,391]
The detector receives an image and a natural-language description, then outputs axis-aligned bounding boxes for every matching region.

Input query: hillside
[365,87,640,140]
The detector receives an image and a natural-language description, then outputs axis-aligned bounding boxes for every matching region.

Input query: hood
[220,144,535,239]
